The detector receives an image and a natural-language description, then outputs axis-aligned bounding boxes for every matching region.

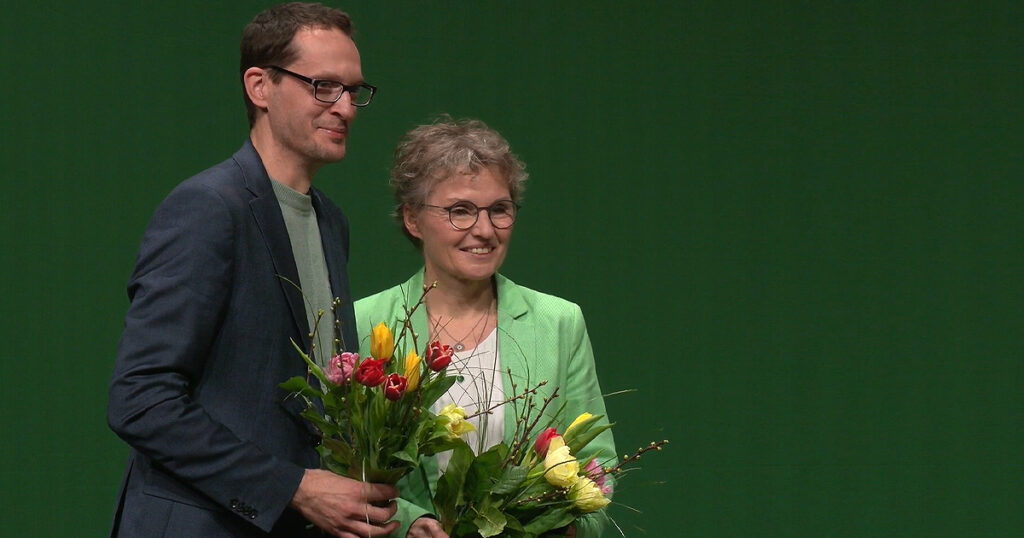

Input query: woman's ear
[403,204,423,240]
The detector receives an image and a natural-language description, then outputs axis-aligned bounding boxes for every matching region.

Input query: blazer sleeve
[563,304,617,538]
[106,182,304,532]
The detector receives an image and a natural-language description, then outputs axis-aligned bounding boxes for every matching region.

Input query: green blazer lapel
[398,271,442,496]
[495,274,537,442]
[399,270,432,355]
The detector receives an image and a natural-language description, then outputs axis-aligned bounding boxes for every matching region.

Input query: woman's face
[404,165,514,287]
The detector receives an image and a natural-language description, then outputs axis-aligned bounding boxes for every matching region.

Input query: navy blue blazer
[107,140,358,536]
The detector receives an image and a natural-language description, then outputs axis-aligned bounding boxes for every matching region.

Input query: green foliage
[436,442,475,531]
[563,415,613,457]
[473,501,508,537]
[521,506,573,535]
[432,390,617,537]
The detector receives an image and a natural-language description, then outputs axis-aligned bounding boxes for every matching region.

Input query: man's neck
[249,125,318,194]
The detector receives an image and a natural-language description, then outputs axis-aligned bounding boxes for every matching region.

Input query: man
[107,4,399,537]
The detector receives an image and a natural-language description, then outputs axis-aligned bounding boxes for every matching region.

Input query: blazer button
[230,499,240,509]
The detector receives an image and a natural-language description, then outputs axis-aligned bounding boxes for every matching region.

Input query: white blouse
[433,328,505,472]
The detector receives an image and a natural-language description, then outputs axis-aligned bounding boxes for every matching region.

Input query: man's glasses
[265,65,376,107]
[420,200,520,230]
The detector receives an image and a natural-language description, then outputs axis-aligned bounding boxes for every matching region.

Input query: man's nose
[329,92,357,118]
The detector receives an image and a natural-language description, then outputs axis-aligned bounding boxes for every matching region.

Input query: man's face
[263,27,363,169]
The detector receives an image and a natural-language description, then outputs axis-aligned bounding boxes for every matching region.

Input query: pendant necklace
[432,301,492,352]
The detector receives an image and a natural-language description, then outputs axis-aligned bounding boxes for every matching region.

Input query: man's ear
[243,66,270,109]
[403,204,423,240]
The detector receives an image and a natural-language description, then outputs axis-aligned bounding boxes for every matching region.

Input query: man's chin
[315,144,347,164]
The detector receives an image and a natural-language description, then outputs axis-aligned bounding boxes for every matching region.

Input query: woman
[354,118,616,538]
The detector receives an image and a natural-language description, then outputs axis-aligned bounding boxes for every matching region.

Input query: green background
[2,1,1021,536]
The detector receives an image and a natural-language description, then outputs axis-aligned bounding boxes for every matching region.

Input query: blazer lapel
[494,274,535,441]
[235,140,309,343]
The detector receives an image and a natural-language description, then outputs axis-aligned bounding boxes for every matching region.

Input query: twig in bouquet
[393,280,437,356]
[497,382,554,469]
[331,296,346,357]
[278,275,340,391]
[463,379,547,421]
[510,488,566,507]
[606,440,669,475]
[278,275,329,356]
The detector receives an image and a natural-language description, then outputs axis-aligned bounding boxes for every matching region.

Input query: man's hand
[408,516,448,537]
[290,469,400,538]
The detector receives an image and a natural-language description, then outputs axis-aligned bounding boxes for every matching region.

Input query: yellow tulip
[566,412,594,434]
[404,350,421,391]
[543,435,580,488]
[370,322,394,359]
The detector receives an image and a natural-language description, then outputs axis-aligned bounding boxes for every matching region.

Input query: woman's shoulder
[354,284,410,312]
[354,273,422,316]
[497,274,584,321]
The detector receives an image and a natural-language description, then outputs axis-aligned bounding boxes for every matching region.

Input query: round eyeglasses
[420,200,520,230]
[265,65,377,107]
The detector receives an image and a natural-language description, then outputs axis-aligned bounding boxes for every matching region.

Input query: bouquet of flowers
[279,288,473,484]
[432,384,668,537]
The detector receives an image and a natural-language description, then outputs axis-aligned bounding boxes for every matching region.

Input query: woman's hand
[408,516,448,538]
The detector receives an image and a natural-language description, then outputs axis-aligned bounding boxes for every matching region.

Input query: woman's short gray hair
[390,116,528,247]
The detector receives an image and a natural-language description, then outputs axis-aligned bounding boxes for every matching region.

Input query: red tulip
[383,373,408,401]
[353,358,387,387]
[534,427,559,457]
[426,341,454,371]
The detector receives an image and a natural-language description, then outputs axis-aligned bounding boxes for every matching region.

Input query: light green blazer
[354,270,617,538]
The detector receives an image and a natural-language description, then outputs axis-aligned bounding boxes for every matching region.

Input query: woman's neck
[423,270,495,319]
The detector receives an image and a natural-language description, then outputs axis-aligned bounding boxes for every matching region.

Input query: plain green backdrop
[1,1,1021,536]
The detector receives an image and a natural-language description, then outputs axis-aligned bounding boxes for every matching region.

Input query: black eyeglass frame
[264,65,377,107]
[420,200,521,230]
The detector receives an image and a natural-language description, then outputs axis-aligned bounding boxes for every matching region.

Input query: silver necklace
[432,302,492,352]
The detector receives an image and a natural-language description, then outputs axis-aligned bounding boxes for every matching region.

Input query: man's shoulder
[161,144,258,208]
[180,153,245,193]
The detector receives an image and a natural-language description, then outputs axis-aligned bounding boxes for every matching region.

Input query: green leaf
[289,338,330,387]
[434,441,474,529]
[491,464,528,495]
[466,444,508,500]
[419,374,459,408]
[392,427,421,464]
[278,376,320,399]
[474,503,508,537]
[503,514,525,532]
[521,506,574,535]
[561,414,603,445]
[299,408,336,437]
[566,423,614,456]
[322,437,354,466]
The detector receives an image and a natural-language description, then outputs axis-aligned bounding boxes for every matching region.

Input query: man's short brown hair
[240,2,353,127]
